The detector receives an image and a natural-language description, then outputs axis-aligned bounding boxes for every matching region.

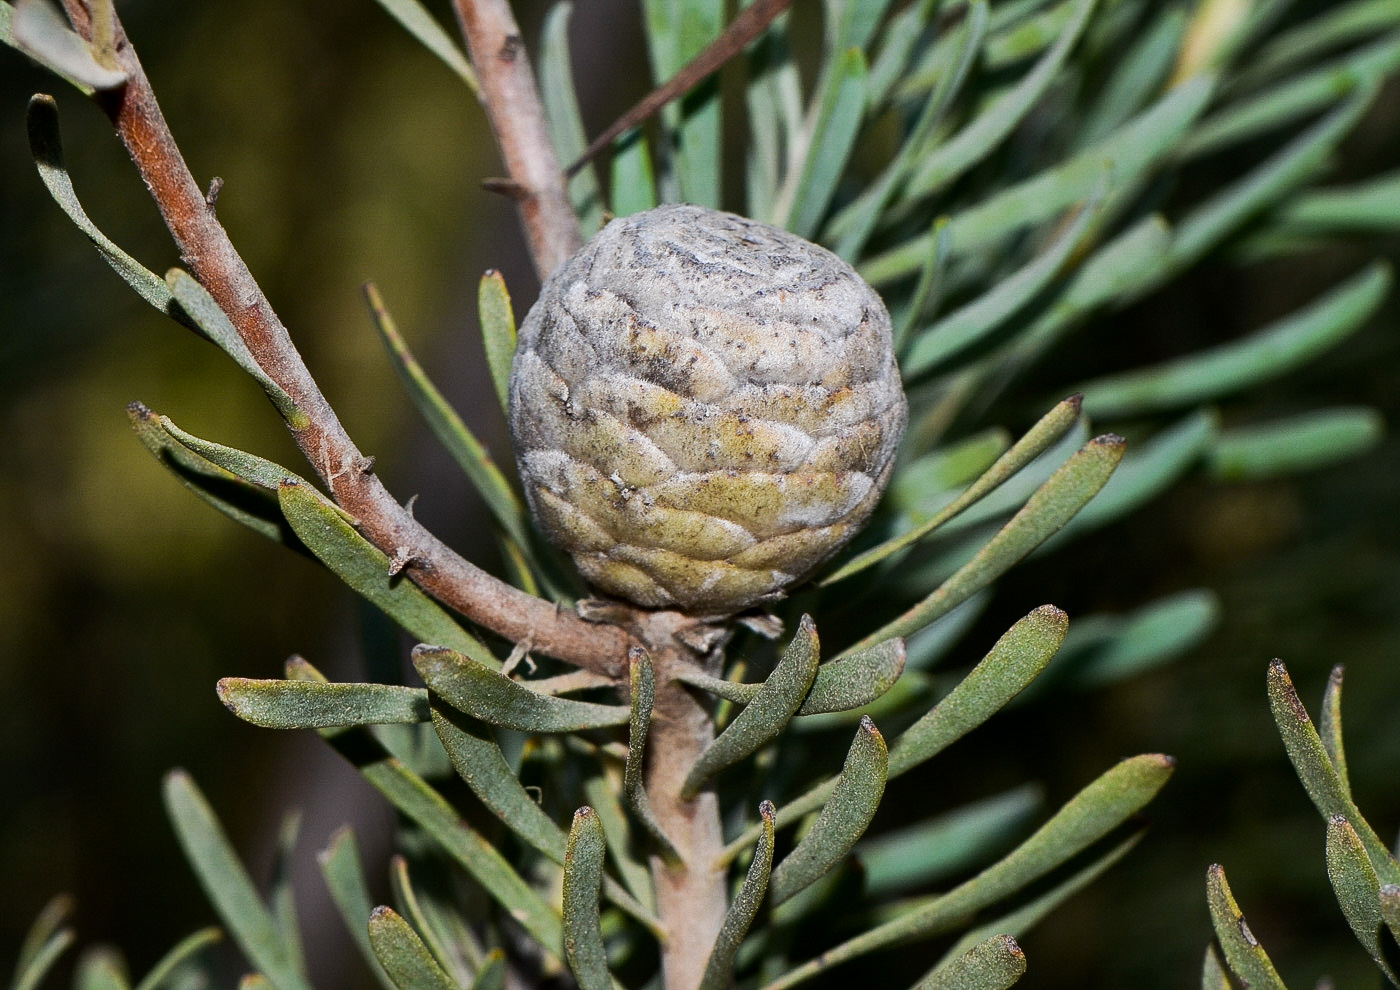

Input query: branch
[452,0,582,279]
[63,2,628,676]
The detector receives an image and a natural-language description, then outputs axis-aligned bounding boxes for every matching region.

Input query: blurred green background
[2,0,1399,986]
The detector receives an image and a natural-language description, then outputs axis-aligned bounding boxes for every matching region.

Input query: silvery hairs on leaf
[510,204,908,616]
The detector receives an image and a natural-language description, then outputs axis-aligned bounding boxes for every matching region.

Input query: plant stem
[60,0,626,675]
[451,0,582,279]
[636,612,729,990]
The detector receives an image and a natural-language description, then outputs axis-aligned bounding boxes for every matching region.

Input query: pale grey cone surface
[509,204,907,615]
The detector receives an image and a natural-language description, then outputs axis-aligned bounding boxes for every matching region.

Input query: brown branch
[66,2,628,676]
[565,0,795,178]
[452,0,582,279]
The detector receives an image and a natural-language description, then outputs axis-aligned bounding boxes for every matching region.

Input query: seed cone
[510,204,907,616]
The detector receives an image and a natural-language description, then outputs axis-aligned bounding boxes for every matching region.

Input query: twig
[61,0,628,676]
[451,0,582,278]
[565,0,795,178]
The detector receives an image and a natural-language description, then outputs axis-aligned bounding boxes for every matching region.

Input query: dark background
[2,1,1399,986]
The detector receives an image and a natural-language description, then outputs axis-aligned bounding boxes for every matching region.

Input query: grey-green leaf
[842,436,1123,655]
[75,947,130,990]
[678,637,905,716]
[1267,660,1400,885]
[1201,944,1231,990]
[367,906,458,990]
[277,481,489,660]
[132,928,223,990]
[904,0,1095,199]
[625,647,680,862]
[317,828,395,990]
[779,46,867,239]
[416,645,628,732]
[765,754,1175,990]
[479,271,517,416]
[218,678,428,729]
[681,615,820,799]
[698,801,776,990]
[769,716,887,905]
[914,934,1027,990]
[860,785,1042,898]
[562,808,611,990]
[825,396,1083,586]
[1205,864,1287,990]
[1319,665,1351,801]
[1079,265,1391,419]
[890,605,1068,778]
[368,0,478,91]
[540,3,604,236]
[26,96,186,318]
[161,771,312,990]
[1325,815,1395,980]
[470,952,506,990]
[429,699,567,861]
[1207,407,1384,481]
[13,894,74,990]
[12,3,124,90]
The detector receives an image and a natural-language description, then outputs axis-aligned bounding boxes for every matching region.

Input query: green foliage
[1208,663,1400,988]
[5,0,1400,987]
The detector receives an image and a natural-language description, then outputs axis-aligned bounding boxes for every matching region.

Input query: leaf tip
[759,799,776,822]
[1064,392,1084,412]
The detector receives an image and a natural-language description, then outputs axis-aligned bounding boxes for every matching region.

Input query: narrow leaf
[470,952,506,990]
[132,928,222,990]
[583,771,654,910]
[843,437,1123,655]
[11,927,74,990]
[1169,89,1378,271]
[75,948,130,990]
[890,605,1068,777]
[277,481,490,659]
[936,832,1142,968]
[317,829,395,990]
[860,786,1042,898]
[1181,31,1400,161]
[219,678,428,729]
[563,808,611,990]
[681,615,820,799]
[915,934,1026,990]
[1268,660,1400,885]
[1326,815,1395,980]
[825,396,1083,585]
[677,637,905,716]
[540,3,605,235]
[1079,265,1390,419]
[724,608,1065,862]
[478,271,516,416]
[861,75,1214,284]
[363,283,533,555]
[367,906,457,990]
[765,754,1175,989]
[905,0,1095,198]
[902,196,1103,378]
[1319,665,1352,801]
[641,0,723,206]
[415,645,628,732]
[780,47,867,239]
[1201,944,1231,990]
[699,801,776,990]
[269,812,304,978]
[609,128,658,217]
[162,771,312,990]
[26,96,188,318]
[369,0,478,91]
[15,893,73,981]
[1207,408,1384,481]
[387,857,468,985]
[1205,864,1287,990]
[769,716,887,905]
[625,647,680,862]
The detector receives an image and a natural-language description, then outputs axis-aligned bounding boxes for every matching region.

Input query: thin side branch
[565,0,795,177]
[452,0,582,279]
[64,1,627,676]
